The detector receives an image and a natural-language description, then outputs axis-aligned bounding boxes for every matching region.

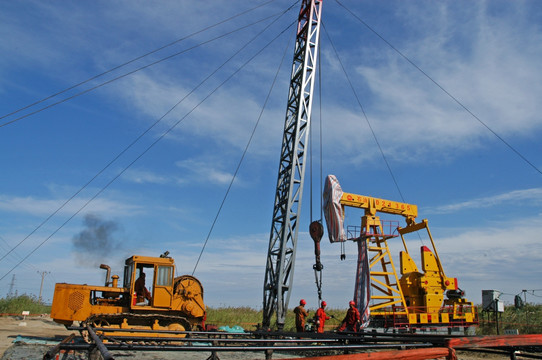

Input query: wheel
[81,316,111,342]
[91,317,110,328]
[168,322,186,331]
[167,317,191,338]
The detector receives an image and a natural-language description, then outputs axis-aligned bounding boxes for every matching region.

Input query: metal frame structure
[263,0,322,329]
[361,225,408,318]
[331,185,478,328]
[48,326,542,360]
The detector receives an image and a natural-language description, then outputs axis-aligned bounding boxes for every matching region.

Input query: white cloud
[427,188,542,214]
[0,194,141,217]
[319,1,542,165]
[175,158,238,186]
[122,168,170,185]
[2,1,542,313]
[111,65,285,159]
[432,215,542,302]
[4,214,542,310]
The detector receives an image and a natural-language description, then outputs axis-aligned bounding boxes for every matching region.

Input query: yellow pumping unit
[323,175,477,329]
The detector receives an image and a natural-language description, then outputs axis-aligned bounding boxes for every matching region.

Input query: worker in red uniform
[315,300,330,333]
[134,271,151,304]
[293,299,309,332]
[338,300,360,332]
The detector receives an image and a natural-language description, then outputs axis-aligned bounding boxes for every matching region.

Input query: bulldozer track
[85,313,192,329]
[80,313,192,343]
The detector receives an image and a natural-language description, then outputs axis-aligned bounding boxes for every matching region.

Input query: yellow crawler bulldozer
[51,252,205,337]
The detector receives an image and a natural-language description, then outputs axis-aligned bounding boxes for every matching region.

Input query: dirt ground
[0,316,523,360]
[0,316,299,360]
[0,315,73,358]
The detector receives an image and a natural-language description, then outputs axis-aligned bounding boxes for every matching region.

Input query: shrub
[478,304,542,335]
[0,294,51,315]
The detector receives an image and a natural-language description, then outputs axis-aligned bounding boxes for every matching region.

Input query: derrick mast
[263,0,322,329]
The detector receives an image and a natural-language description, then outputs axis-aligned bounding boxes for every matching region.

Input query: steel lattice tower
[263,0,322,329]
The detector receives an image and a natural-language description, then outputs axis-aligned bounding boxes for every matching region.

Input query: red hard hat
[349,300,355,306]
[321,301,327,307]
[300,299,306,305]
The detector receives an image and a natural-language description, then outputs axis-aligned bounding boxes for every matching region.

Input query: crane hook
[310,221,324,271]
[310,221,324,302]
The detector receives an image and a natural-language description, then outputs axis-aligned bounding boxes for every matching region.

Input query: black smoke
[72,214,122,265]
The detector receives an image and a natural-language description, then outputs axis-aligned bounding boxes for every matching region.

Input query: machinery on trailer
[323,175,478,329]
[51,252,205,337]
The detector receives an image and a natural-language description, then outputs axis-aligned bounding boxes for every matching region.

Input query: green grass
[478,304,542,335]
[0,294,51,315]
[207,305,542,334]
[206,306,262,330]
[3,294,541,335]
[205,306,346,332]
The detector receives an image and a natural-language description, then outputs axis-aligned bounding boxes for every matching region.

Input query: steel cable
[0,6,298,280]
[0,1,282,126]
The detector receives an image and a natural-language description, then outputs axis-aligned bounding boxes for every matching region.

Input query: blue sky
[1,0,542,312]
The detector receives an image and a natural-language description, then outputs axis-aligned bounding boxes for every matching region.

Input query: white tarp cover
[323,175,346,243]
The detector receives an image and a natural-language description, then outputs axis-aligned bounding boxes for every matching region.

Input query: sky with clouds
[1,0,542,315]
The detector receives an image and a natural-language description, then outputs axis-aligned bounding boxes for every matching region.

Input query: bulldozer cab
[124,255,175,309]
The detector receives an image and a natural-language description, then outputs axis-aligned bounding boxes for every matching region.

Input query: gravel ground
[0,315,73,358]
[2,343,301,360]
[0,316,521,360]
[0,316,299,360]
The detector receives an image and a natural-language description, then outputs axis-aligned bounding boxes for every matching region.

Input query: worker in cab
[315,300,330,333]
[338,300,360,332]
[293,299,309,332]
[134,271,152,305]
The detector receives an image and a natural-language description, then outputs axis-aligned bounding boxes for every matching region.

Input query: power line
[0,6,296,266]
[0,0,280,125]
[0,235,41,273]
[0,9,298,282]
[322,21,426,247]
[192,18,295,276]
[322,22,407,203]
[0,3,292,129]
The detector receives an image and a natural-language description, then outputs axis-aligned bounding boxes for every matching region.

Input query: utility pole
[37,271,50,304]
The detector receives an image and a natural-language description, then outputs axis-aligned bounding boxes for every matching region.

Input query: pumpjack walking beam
[263,0,323,329]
